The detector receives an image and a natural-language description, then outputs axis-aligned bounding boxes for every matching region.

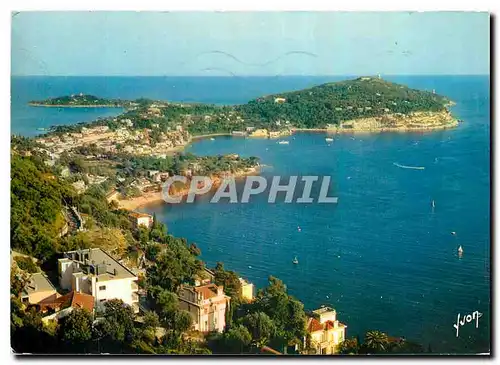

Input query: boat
[432,200,435,208]
[210,137,215,141]
[451,231,456,236]
[458,246,464,254]
[36,127,47,131]
[292,256,299,264]
[325,137,334,142]
[278,140,289,145]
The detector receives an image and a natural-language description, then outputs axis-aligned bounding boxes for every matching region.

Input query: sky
[11,12,490,76]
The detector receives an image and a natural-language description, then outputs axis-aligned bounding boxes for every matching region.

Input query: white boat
[325,137,334,142]
[278,140,289,145]
[210,137,215,141]
[292,256,299,264]
[458,246,464,254]
[432,200,435,208]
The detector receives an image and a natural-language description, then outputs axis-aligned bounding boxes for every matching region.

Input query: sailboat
[292,256,299,265]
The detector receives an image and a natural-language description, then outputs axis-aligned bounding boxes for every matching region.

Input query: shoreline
[28,103,124,108]
[117,166,260,211]
[191,133,232,140]
[291,122,458,135]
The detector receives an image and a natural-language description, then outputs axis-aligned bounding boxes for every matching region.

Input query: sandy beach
[117,191,164,210]
[117,166,260,211]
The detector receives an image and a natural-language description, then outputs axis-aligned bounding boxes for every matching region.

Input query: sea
[11,75,490,354]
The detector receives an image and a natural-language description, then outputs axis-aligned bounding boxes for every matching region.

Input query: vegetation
[34,77,452,136]
[29,94,124,107]
[337,331,424,355]
[11,154,74,261]
[11,78,437,354]
[13,256,39,273]
[236,77,449,128]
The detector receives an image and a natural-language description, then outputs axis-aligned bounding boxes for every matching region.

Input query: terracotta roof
[307,317,324,333]
[194,284,221,300]
[324,320,335,330]
[129,211,153,219]
[37,291,94,313]
[306,317,347,333]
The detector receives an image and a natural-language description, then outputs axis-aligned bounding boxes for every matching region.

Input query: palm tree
[337,337,359,354]
[364,330,389,353]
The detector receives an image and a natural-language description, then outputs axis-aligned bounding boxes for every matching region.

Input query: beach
[117,166,260,211]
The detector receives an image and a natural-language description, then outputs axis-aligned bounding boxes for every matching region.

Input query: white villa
[58,248,139,313]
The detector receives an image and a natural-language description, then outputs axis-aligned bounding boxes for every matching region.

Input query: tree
[364,330,389,353]
[59,308,93,350]
[240,312,275,348]
[337,337,359,354]
[143,310,160,329]
[223,324,252,353]
[253,276,306,351]
[14,256,39,273]
[11,267,29,297]
[101,299,136,343]
[173,310,193,333]
[149,286,179,328]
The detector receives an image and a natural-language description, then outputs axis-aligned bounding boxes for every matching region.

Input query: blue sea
[11,75,490,354]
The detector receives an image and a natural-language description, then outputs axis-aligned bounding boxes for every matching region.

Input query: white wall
[91,277,138,312]
[59,259,75,290]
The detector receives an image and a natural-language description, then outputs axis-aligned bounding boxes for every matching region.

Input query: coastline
[28,103,124,108]
[117,166,260,211]
[191,133,232,140]
[291,116,458,134]
[117,115,458,210]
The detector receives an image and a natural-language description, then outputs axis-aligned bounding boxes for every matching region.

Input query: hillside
[236,77,451,129]
[30,77,455,135]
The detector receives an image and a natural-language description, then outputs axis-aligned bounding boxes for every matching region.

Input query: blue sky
[11,12,490,76]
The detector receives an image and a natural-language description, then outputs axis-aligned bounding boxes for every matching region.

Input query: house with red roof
[304,306,347,354]
[128,211,153,229]
[178,283,230,333]
[31,290,95,323]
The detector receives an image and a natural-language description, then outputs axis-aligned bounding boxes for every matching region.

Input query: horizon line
[11,74,490,77]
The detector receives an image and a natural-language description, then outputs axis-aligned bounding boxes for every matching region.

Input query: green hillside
[236,77,450,128]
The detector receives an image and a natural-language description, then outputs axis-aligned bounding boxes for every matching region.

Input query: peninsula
[10,76,450,355]
[30,76,458,140]
[23,77,458,209]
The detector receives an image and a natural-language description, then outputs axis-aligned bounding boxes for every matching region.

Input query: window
[99,285,106,291]
[204,321,208,331]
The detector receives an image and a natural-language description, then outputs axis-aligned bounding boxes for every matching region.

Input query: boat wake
[393,162,425,170]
